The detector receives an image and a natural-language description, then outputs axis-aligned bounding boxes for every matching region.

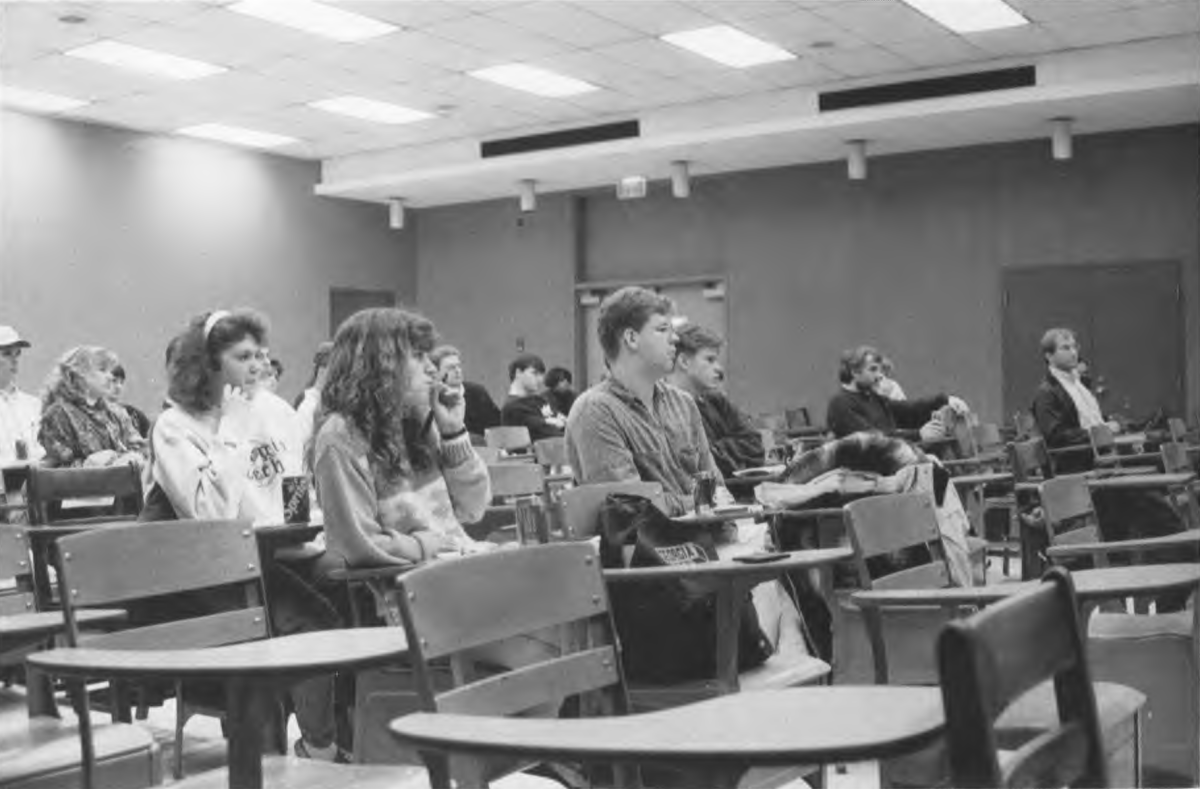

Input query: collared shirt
[1049,367,1104,429]
[0,387,44,464]
[565,376,719,516]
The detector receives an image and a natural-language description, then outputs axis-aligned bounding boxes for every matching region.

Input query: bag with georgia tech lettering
[598,493,771,684]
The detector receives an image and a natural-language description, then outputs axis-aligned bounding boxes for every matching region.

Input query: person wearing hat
[0,326,44,464]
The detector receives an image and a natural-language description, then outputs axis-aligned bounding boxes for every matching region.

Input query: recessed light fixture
[898,0,1027,33]
[177,123,297,149]
[67,41,225,80]
[661,25,795,68]
[309,96,434,125]
[470,64,598,98]
[1,86,89,113]
[228,0,396,42]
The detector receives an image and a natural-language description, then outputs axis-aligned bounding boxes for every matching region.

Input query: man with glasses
[826,345,968,439]
[0,325,43,464]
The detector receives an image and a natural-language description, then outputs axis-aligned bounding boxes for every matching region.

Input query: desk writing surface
[28,627,408,679]
[391,685,944,764]
[1087,472,1195,490]
[603,547,852,583]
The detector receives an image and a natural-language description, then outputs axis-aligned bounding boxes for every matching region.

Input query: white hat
[0,326,30,349]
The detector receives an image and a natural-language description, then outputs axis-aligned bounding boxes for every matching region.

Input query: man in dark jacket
[667,323,764,478]
[430,345,500,439]
[825,345,967,439]
[500,353,566,441]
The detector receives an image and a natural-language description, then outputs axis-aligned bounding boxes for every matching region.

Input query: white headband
[203,310,231,341]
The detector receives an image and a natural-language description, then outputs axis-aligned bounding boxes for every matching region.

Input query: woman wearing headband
[38,345,146,468]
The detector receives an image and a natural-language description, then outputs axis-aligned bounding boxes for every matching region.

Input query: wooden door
[329,288,397,337]
[1002,261,1183,422]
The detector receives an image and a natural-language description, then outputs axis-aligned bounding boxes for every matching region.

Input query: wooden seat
[1088,424,1161,472]
[25,465,144,526]
[1041,474,1200,782]
[484,427,532,457]
[1159,442,1200,527]
[938,567,1113,788]
[558,482,829,713]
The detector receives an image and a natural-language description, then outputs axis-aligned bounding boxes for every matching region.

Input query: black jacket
[1031,372,1094,473]
[463,381,501,437]
[693,391,765,478]
[501,394,565,441]
[825,386,947,439]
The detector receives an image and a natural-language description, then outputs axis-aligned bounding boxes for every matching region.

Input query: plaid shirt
[566,376,719,516]
[38,397,144,467]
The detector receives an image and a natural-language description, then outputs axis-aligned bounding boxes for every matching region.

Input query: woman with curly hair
[313,307,491,568]
[145,308,302,523]
[38,346,146,468]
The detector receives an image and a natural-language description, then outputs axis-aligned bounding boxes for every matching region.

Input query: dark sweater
[1030,372,1094,474]
[693,391,765,478]
[462,381,501,437]
[825,386,948,439]
[501,394,565,441]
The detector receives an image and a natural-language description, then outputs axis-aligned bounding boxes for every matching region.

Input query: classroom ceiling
[3,0,1198,207]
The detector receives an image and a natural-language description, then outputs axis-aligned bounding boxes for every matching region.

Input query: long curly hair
[167,309,268,413]
[42,346,120,409]
[320,308,439,476]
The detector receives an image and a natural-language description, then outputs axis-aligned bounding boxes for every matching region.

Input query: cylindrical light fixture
[387,198,405,230]
[1050,117,1073,161]
[670,160,691,198]
[518,179,537,213]
[847,140,868,181]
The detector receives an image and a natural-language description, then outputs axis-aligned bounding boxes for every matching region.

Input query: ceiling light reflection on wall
[229,0,396,42]
[898,0,1028,33]
[670,161,691,198]
[617,176,647,200]
[518,179,537,212]
[310,96,434,125]
[178,123,297,149]
[67,41,225,79]
[847,140,868,181]
[388,198,406,230]
[1,87,89,113]
[1050,117,1074,161]
[661,25,795,68]
[470,65,598,97]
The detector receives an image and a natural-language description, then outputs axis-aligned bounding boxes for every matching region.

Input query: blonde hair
[42,346,119,408]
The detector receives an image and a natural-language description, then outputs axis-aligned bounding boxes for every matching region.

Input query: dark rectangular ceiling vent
[819,66,1036,112]
[481,119,640,158]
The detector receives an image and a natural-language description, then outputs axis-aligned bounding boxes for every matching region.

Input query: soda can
[282,476,310,524]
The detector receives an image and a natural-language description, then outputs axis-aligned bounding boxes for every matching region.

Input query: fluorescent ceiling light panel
[228,0,396,42]
[177,123,297,148]
[67,41,225,79]
[309,96,434,125]
[661,25,795,68]
[898,0,1028,33]
[1,87,89,112]
[470,64,598,97]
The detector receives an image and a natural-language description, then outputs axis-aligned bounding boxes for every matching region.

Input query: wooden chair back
[1160,441,1193,474]
[1038,476,1105,561]
[533,437,569,470]
[973,424,1004,455]
[1009,438,1052,483]
[55,519,268,649]
[842,492,954,683]
[559,482,665,540]
[1168,418,1189,443]
[1087,424,1119,461]
[784,407,812,432]
[475,446,501,464]
[26,465,144,526]
[938,567,1107,789]
[1012,411,1038,440]
[488,463,546,503]
[0,525,34,616]
[393,542,628,786]
[485,426,532,454]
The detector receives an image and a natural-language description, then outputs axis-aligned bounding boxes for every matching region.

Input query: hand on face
[430,380,466,436]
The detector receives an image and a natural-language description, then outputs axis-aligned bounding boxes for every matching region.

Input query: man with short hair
[826,345,968,438]
[0,325,43,464]
[566,287,722,515]
[667,322,764,478]
[501,353,565,441]
[109,365,151,438]
[1031,328,1116,473]
[431,345,500,439]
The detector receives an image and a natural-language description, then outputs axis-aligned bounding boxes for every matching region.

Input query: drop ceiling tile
[1041,12,1157,48]
[424,14,572,59]
[109,1,212,24]
[591,38,727,79]
[304,42,454,86]
[577,1,718,36]
[966,24,1066,57]
[738,9,872,52]
[305,133,384,158]
[120,10,318,69]
[2,53,160,100]
[683,68,778,99]
[884,35,988,69]
[697,1,808,25]
[69,95,207,131]
[493,2,641,48]
[811,45,914,78]
[751,57,842,89]
[569,75,711,111]
[380,29,495,72]
[337,1,475,29]
[1,2,159,46]
[1127,1,1200,36]
[448,103,545,134]
[811,1,947,45]
[532,50,662,89]
[1007,0,1146,23]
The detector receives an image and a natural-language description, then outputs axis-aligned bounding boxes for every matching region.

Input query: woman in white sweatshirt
[144,309,343,761]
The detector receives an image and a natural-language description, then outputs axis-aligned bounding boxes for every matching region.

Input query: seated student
[544,366,577,418]
[826,345,968,439]
[142,308,342,760]
[294,341,333,446]
[501,353,566,441]
[38,346,146,469]
[567,287,809,658]
[108,365,151,438]
[429,345,500,439]
[667,322,764,478]
[312,309,493,568]
[0,325,45,464]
